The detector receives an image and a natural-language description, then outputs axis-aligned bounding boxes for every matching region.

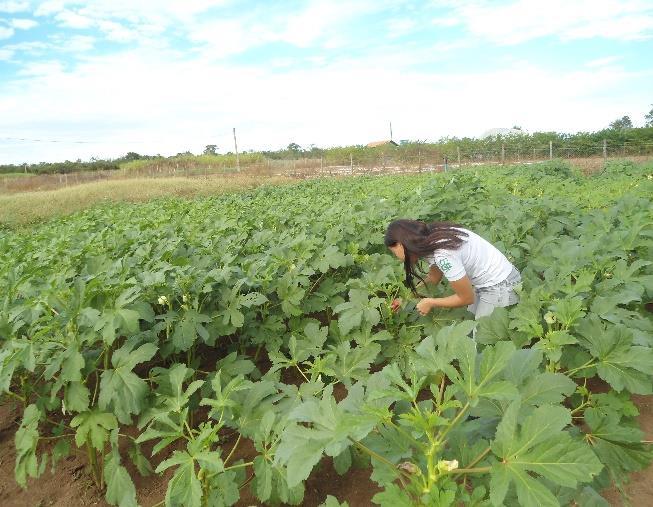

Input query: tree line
[3,110,653,175]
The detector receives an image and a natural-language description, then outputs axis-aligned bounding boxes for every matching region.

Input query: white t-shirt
[427,228,513,288]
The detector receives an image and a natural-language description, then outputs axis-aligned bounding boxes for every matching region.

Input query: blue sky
[1,0,652,163]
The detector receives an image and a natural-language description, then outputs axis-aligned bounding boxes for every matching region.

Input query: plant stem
[224,434,241,466]
[184,420,195,440]
[571,401,590,416]
[436,402,470,444]
[4,390,26,402]
[224,461,253,471]
[238,474,255,490]
[449,466,491,474]
[91,369,100,407]
[437,375,446,406]
[254,343,263,362]
[39,433,76,441]
[565,360,596,377]
[295,364,310,383]
[348,438,412,483]
[460,446,491,471]
[385,419,427,451]
[86,442,101,488]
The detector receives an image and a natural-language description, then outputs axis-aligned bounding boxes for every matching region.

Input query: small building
[366,140,398,148]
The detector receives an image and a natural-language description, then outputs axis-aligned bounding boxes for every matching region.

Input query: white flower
[158,295,169,305]
[182,294,189,303]
[440,459,458,472]
[544,312,557,325]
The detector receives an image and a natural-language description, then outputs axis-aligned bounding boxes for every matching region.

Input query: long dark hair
[384,219,468,296]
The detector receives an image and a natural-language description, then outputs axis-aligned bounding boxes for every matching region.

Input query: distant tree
[287,143,301,153]
[645,105,653,127]
[203,144,218,155]
[609,115,633,130]
[123,152,142,161]
[511,125,523,130]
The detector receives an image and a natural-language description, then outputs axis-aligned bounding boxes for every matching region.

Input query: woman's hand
[416,298,435,316]
[390,298,402,313]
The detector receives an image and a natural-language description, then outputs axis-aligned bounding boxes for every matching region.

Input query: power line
[0,136,154,145]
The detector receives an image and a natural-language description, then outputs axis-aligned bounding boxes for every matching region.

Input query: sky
[0,0,652,164]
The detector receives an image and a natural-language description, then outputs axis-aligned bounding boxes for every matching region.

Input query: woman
[384,219,521,319]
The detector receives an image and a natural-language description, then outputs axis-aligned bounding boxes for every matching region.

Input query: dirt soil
[0,395,651,507]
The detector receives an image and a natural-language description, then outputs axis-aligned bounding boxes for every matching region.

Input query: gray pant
[468,267,521,320]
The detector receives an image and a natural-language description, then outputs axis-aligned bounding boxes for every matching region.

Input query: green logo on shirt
[438,259,452,271]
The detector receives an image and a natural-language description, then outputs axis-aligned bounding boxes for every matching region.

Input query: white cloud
[189,0,387,60]
[586,56,621,68]
[55,9,94,28]
[63,34,94,51]
[16,59,65,76]
[189,19,268,58]
[0,26,15,39]
[1,42,649,164]
[0,1,29,13]
[387,18,417,38]
[0,38,89,60]
[97,20,137,42]
[431,17,459,27]
[10,18,39,29]
[34,1,67,16]
[445,0,653,44]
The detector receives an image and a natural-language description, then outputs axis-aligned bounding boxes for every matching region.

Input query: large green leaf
[490,401,602,507]
[584,407,653,481]
[576,316,653,394]
[333,289,383,335]
[14,404,41,487]
[98,340,158,423]
[104,446,138,507]
[275,385,382,487]
[172,309,211,351]
[70,409,118,450]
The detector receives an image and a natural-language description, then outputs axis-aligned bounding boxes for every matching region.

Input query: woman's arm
[426,265,443,285]
[416,276,475,315]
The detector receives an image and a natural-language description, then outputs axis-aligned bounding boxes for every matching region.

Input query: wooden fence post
[549,141,553,160]
[603,139,607,160]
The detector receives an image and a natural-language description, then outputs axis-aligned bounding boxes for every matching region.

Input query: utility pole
[233,127,240,171]
[389,121,393,142]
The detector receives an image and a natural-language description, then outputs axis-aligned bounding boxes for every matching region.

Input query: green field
[0,175,290,229]
[1,161,652,506]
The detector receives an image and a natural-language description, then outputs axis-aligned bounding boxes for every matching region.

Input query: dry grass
[0,175,290,229]
[569,155,653,175]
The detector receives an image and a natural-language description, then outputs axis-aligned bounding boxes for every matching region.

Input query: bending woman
[384,219,521,318]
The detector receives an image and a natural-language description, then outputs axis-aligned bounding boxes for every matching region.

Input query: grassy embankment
[0,175,289,229]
